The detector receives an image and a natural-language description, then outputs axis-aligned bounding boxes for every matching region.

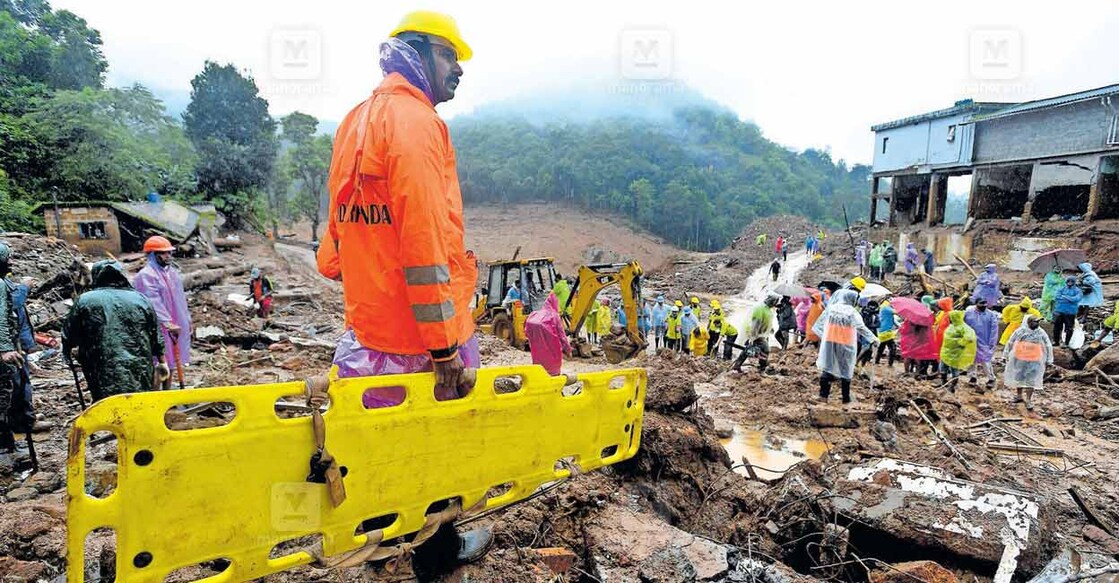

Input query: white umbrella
[859,283,892,300]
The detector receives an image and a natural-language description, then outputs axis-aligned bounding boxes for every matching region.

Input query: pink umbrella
[890,297,934,326]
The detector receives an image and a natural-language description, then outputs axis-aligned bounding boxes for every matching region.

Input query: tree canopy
[452,108,871,250]
[183,61,277,217]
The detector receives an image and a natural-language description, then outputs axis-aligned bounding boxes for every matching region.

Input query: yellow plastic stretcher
[67,365,646,582]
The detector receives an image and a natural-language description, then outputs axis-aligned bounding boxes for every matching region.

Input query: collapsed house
[869,84,1119,229]
[35,197,221,256]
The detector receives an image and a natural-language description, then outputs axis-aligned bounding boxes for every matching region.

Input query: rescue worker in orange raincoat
[324,10,491,573]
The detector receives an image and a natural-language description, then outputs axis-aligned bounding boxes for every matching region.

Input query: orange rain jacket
[326,73,477,362]
[316,228,341,281]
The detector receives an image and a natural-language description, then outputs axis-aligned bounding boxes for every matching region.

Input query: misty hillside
[465,80,729,124]
[450,89,871,252]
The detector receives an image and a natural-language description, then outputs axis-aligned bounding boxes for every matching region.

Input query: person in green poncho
[1039,267,1064,319]
[63,261,168,402]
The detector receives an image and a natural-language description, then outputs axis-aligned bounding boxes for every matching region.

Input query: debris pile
[6,218,1119,583]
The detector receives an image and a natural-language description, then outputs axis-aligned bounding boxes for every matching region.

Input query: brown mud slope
[464,203,682,274]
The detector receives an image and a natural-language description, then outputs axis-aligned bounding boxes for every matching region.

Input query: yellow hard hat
[690,297,699,304]
[851,276,867,291]
[390,10,472,61]
[674,300,683,307]
[710,300,721,309]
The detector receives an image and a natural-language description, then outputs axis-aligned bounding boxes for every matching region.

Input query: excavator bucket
[602,341,643,364]
[66,365,646,582]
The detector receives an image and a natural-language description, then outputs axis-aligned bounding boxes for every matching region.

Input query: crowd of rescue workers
[521,231,1111,412]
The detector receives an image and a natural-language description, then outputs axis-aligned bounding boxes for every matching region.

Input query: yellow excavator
[474,258,647,363]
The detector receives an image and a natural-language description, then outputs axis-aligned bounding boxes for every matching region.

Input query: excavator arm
[565,261,648,363]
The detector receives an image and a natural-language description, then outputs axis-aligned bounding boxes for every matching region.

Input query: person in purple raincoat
[964,298,999,389]
[970,264,1003,307]
[132,236,191,368]
[903,243,920,274]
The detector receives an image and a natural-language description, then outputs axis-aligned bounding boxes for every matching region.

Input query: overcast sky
[55,0,1119,165]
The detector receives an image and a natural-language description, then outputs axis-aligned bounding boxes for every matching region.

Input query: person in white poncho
[812,289,878,404]
[1002,315,1053,411]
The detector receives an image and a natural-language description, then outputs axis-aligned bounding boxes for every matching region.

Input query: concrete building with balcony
[869,84,1119,228]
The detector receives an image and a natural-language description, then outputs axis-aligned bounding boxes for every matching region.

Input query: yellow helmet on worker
[710,300,721,310]
[690,297,700,305]
[674,300,683,308]
[850,276,867,292]
[390,10,472,61]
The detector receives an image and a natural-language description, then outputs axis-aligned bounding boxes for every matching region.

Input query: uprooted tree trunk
[182,265,250,290]
[1086,342,1119,375]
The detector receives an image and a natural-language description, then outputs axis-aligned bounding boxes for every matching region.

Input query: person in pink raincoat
[132,236,192,368]
[525,292,572,376]
[792,296,810,343]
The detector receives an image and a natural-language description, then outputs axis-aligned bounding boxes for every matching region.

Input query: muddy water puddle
[720,425,830,481]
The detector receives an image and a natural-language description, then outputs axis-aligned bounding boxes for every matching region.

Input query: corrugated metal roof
[871,100,1012,132]
[974,84,1119,121]
[110,201,199,242]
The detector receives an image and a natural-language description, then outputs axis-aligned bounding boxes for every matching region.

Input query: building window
[882,137,889,154]
[947,124,957,142]
[79,221,108,240]
[1109,115,1119,146]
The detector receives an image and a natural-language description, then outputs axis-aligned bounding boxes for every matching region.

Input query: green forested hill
[452,107,870,251]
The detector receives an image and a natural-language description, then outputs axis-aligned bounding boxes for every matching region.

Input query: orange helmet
[143,235,175,253]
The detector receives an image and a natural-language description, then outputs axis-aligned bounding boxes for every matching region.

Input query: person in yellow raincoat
[594,299,612,339]
[664,306,682,351]
[1102,300,1119,333]
[689,326,710,356]
[939,311,977,393]
[720,320,738,360]
[707,300,725,356]
[585,299,601,344]
[1000,296,1041,345]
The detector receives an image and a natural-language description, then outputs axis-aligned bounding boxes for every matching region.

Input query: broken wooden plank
[986,442,1064,456]
[1069,487,1118,539]
[966,417,1023,429]
[910,399,972,469]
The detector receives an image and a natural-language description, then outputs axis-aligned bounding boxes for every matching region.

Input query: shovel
[170,336,186,391]
[65,356,87,409]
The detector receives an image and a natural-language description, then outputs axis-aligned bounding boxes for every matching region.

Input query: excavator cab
[475,258,558,349]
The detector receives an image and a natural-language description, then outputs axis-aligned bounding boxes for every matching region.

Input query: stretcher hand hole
[163,555,230,582]
[361,386,406,409]
[493,374,525,395]
[554,456,578,475]
[164,402,237,430]
[355,513,399,537]
[84,431,117,499]
[601,445,619,459]
[269,533,323,561]
[275,394,329,419]
[485,481,515,502]
[82,527,116,581]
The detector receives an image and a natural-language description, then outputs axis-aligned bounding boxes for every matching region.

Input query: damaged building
[870,84,1119,227]
[35,197,220,256]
